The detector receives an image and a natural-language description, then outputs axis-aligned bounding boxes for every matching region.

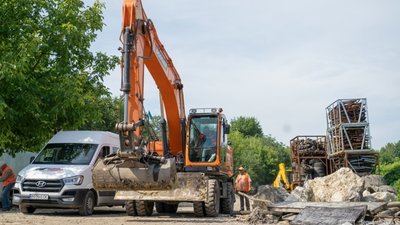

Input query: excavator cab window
[188,116,218,163]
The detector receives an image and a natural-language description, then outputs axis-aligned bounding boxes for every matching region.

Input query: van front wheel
[20,205,36,214]
[79,191,95,216]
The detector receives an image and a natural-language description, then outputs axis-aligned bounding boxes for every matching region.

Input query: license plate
[29,194,49,200]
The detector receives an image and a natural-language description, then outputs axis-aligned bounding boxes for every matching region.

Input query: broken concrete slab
[291,205,366,225]
[269,201,386,215]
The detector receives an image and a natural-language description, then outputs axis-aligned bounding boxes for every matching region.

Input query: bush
[379,160,400,200]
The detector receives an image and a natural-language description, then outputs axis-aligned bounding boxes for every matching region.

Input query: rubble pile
[253,185,289,203]
[362,174,397,202]
[285,168,397,203]
[246,207,278,225]
[244,168,398,224]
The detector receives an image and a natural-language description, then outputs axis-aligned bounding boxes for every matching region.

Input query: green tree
[380,141,400,164]
[79,96,122,132]
[0,0,119,155]
[231,116,263,137]
[229,116,290,187]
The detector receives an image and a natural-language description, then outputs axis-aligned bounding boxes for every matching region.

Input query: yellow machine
[273,163,294,192]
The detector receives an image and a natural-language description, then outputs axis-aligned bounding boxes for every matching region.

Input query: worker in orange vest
[0,162,16,211]
[235,166,251,211]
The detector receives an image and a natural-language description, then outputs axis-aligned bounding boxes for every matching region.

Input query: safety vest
[235,173,251,192]
[2,165,16,187]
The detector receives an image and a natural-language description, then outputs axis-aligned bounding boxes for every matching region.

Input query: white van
[13,131,123,216]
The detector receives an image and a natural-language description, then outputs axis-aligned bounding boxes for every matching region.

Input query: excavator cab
[184,108,233,176]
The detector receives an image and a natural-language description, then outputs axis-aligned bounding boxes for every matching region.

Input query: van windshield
[33,143,98,165]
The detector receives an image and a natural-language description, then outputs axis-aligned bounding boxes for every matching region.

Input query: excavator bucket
[93,157,209,202]
[92,158,177,191]
[114,172,208,202]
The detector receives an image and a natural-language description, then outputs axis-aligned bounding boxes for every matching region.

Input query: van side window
[99,146,110,159]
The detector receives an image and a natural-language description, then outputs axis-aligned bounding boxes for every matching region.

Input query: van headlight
[16,175,24,183]
[63,176,84,185]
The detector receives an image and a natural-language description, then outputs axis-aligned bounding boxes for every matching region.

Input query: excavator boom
[120,0,185,156]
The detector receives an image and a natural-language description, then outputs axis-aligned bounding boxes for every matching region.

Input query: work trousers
[1,183,15,210]
[239,192,250,211]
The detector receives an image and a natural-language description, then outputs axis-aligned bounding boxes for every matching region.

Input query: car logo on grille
[36,181,47,188]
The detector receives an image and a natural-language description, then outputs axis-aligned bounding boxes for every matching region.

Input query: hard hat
[238,166,245,171]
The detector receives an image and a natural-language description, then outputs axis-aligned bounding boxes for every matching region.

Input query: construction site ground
[0,199,249,225]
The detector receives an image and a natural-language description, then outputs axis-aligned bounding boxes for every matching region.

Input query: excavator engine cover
[92,158,177,191]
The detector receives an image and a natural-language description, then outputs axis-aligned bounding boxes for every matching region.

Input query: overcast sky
[90,0,400,149]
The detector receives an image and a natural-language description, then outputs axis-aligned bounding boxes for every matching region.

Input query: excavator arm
[119,0,185,157]
[273,163,294,192]
[93,0,186,191]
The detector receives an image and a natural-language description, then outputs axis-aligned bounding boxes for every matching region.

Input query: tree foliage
[231,116,263,137]
[379,141,400,165]
[379,159,400,200]
[0,0,119,155]
[378,141,400,200]
[229,117,290,187]
[79,96,123,132]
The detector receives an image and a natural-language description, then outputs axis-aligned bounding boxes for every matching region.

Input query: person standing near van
[235,166,251,211]
[0,162,16,211]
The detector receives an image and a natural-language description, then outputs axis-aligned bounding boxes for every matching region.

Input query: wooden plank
[291,205,366,225]
[269,201,386,214]
[281,213,297,221]
[387,201,400,208]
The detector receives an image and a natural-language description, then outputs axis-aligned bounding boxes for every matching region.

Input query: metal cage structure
[326,98,371,155]
[326,98,377,175]
[290,136,328,187]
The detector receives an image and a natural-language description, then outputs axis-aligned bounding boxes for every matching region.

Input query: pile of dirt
[285,168,397,202]
[253,185,289,203]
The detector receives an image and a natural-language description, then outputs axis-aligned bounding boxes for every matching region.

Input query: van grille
[22,179,64,192]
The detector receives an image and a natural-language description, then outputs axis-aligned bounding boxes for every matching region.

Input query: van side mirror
[29,156,35,163]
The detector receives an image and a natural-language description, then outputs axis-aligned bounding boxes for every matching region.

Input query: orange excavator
[92,0,234,217]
